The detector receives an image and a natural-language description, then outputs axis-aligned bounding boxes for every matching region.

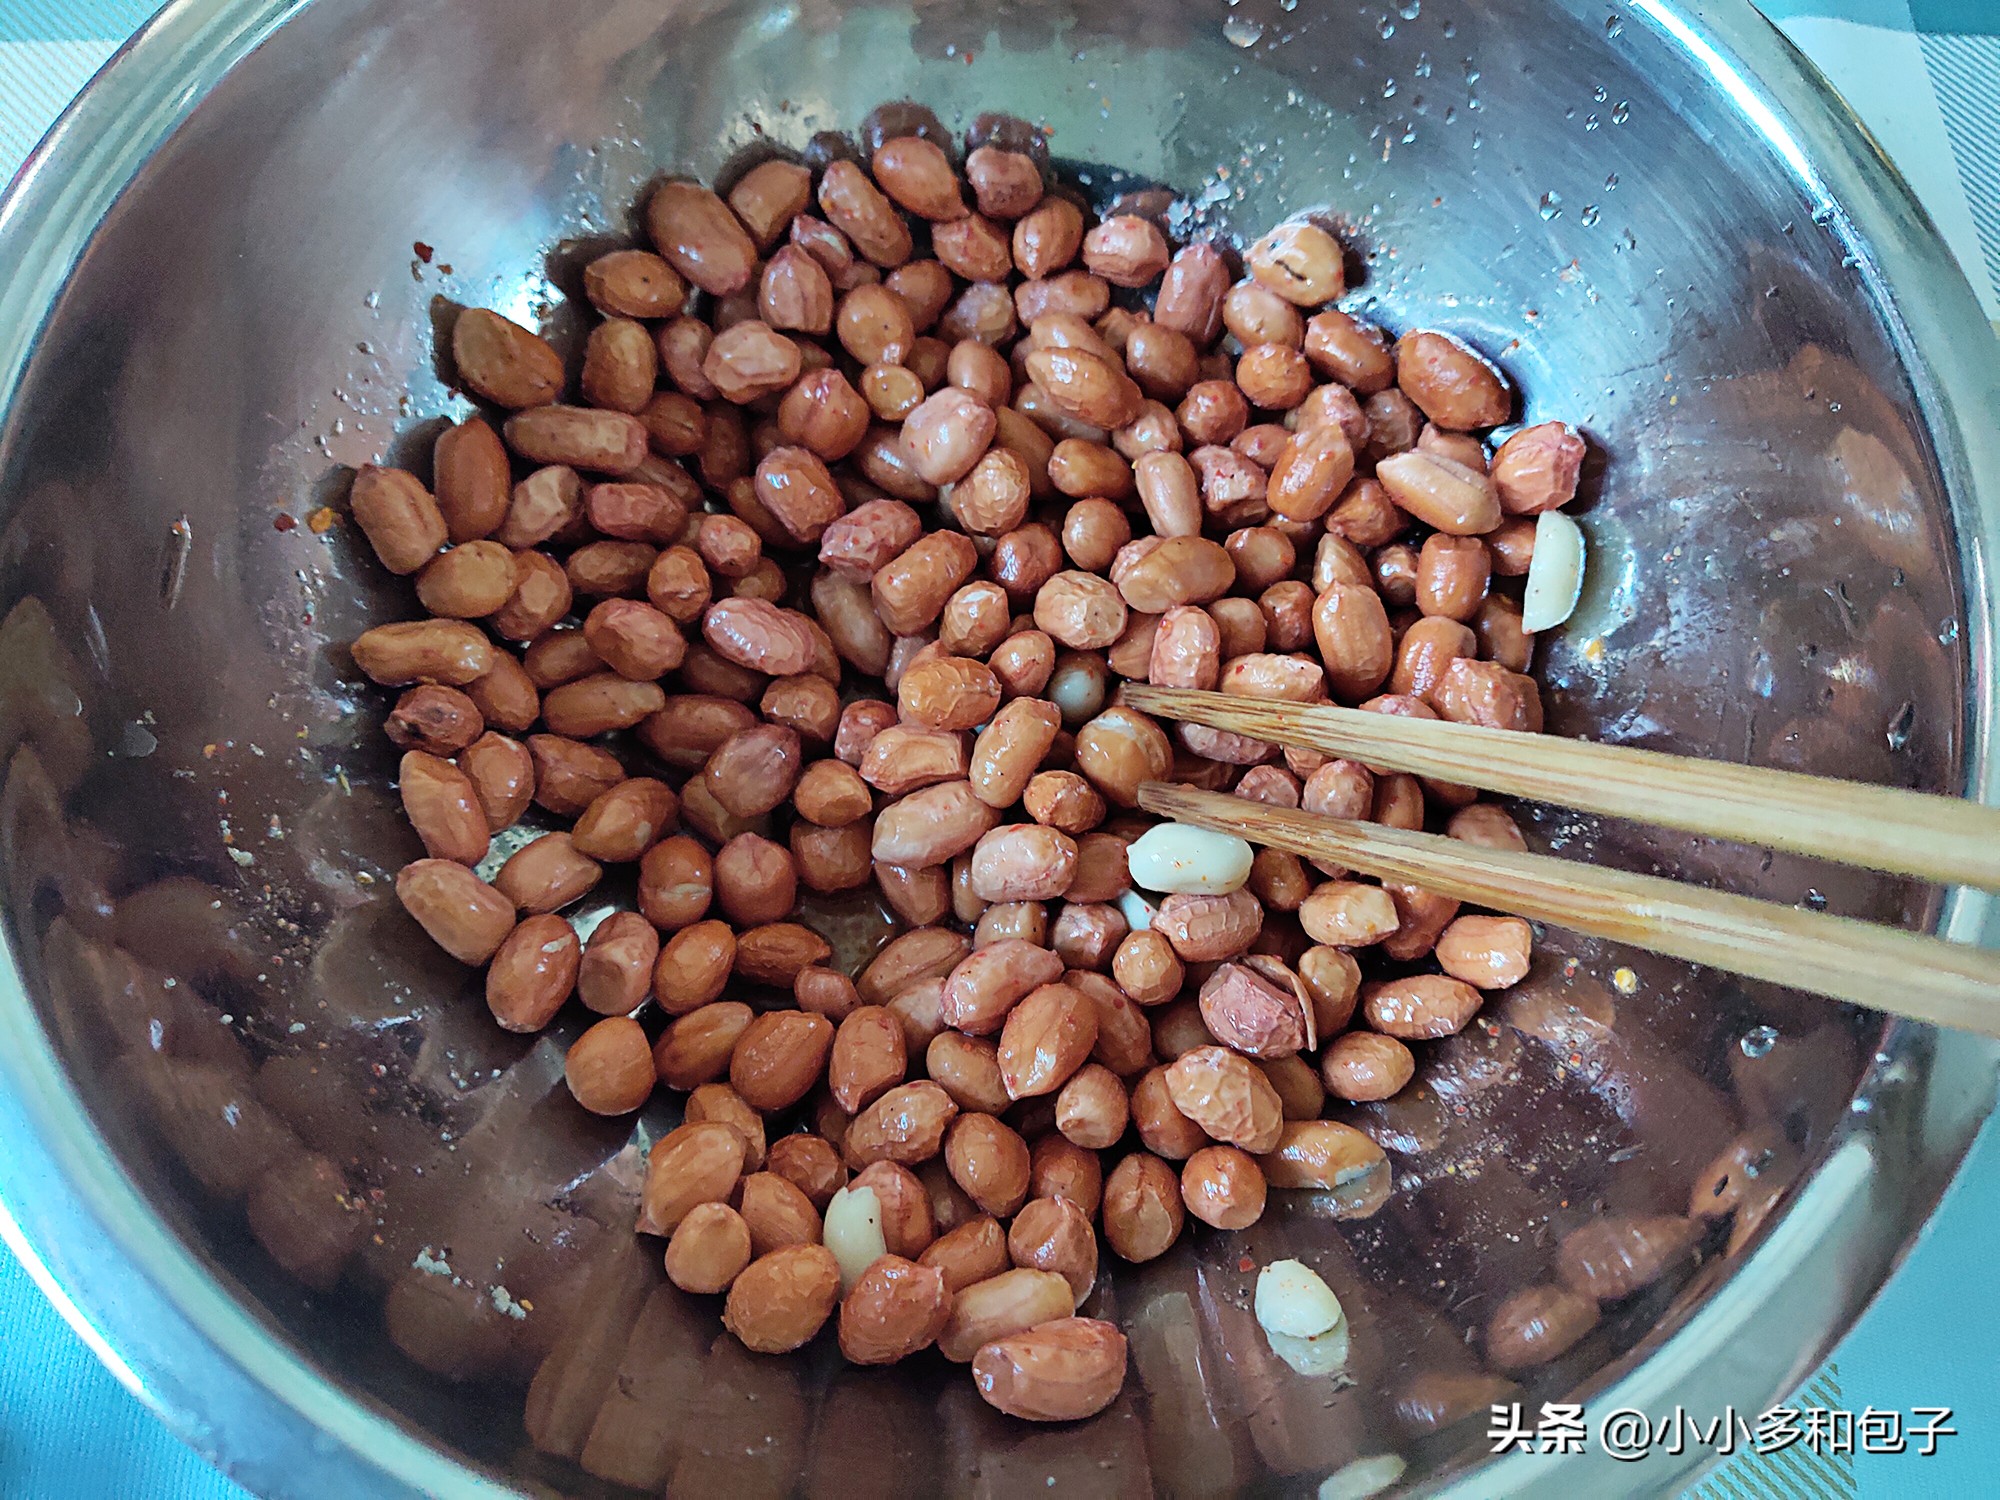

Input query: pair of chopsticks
[1124,685,2000,1037]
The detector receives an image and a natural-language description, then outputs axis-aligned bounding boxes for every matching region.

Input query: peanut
[653,1002,753,1090]
[728,159,812,250]
[1163,1045,1284,1153]
[1101,1152,1184,1262]
[1180,1145,1267,1230]
[920,1215,1012,1293]
[352,621,493,687]
[936,1267,1074,1362]
[844,1080,959,1168]
[451,308,563,409]
[494,831,601,914]
[1320,1031,1416,1102]
[503,406,648,474]
[839,1255,953,1365]
[1361,974,1484,1039]
[819,160,914,267]
[395,854,517,967]
[1259,1120,1387,1189]
[457,732,534,831]
[1153,888,1263,961]
[564,1016,654,1114]
[943,1112,1032,1218]
[1436,914,1534,989]
[1493,421,1586,514]
[665,1202,753,1294]
[723,1244,841,1353]
[1556,1216,1700,1301]
[1054,1063,1129,1151]
[997,982,1099,1100]
[585,248,687,318]
[397,751,488,865]
[385,681,482,758]
[829,1005,908,1115]
[1197,961,1308,1058]
[966,146,1043,218]
[641,1120,746,1234]
[729,1010,834,1111]
[433,417,512,541]
[1396,329,1511,430]
[350,466,446,574]
[577,910,658,1016]
[871,781,998,868]
[647,180,757,296]
[972,1317,1128,1423]
[739,1171,823,1257]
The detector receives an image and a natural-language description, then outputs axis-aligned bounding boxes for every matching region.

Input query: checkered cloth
[0,3,1992,1498]
[0,2,158,183]
[1763,0,2000,321]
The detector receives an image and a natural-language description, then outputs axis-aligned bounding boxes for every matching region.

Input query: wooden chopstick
[1136,783,2000,1036]
[1121,685,2000,893]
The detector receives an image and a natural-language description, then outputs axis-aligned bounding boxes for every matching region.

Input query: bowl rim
[0,1,1995,1496]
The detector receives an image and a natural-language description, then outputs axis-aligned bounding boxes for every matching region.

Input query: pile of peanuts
[346,108,1584,1422]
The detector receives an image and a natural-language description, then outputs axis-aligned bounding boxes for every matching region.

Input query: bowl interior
[0,0,1971,1493]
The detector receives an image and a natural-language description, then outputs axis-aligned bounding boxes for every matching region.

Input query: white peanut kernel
[1254,1257,1344,1338]
[1522,509,1585,632]
[1126,823,1253,895]
[822,1183,886,1292]
[1318,1455,1407,1500]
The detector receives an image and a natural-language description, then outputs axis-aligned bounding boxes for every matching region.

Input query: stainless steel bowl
[1,0,1996,1494]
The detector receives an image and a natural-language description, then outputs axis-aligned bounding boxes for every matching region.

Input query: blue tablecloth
[1,3,1995,1497]
[0,1237,245,1499]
